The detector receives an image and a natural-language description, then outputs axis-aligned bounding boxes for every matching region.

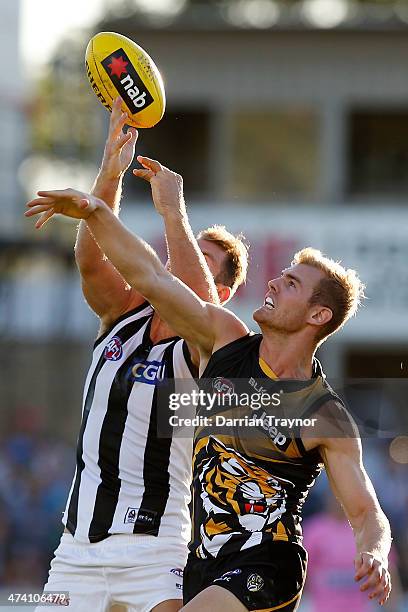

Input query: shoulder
[209,304,249,345]
[200,331,259,378]
[316,399,360,438]
[211,330,259,359]
[302,398,361,455]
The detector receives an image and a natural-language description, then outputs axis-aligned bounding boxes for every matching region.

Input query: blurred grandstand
[1,1,407,609]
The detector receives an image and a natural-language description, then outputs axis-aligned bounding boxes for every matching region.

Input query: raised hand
[99,97,138,181]
[354,552,391,606]
[25,188,102,229]
[133,156,185,217]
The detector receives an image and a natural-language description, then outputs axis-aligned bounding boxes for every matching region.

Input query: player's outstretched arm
[25,192,245,356]
[314,406,392,606]
[133,156,219,306]
[75,96,145,329]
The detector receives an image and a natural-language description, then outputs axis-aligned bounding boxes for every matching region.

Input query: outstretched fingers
[127,127,138,141]
[25,202,54,217]
[368,570,390,602]
[133,168,155,182]
[111,129,132,152]
[136,155,163,174]
[111,128,137,155]
[354,554,374,581]
[25,188,97,227]
[354,554,391,605]
[132,156,164,183]
[26,196,55,209]
[34,208,55,229]
[108,97,128,137]
[37,189,71,198]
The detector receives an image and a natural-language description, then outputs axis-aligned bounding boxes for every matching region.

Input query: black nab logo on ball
[101,48,154,114]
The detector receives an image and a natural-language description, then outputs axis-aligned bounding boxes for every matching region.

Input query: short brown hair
[197,225,249,294]
[292,247,365,344]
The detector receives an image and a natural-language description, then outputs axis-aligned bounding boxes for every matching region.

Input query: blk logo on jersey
[131,359,165,385]
[104,336,123,361]
[214,569,242,582]
[101,48,154,114]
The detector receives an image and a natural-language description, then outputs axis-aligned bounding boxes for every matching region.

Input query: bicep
[146,270,243,352]
[147,271,217,350]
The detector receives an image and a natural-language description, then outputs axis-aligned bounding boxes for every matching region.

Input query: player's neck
[259,332,315,379]
[150,312,178,343]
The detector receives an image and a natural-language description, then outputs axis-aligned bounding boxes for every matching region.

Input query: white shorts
[36,532,187,612]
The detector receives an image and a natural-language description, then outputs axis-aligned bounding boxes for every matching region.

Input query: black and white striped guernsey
[63,302,196,544]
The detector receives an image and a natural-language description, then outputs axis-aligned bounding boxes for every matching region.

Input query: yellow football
[85,31,165,128]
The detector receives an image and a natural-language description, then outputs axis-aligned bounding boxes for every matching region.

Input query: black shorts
[183,540,307,611]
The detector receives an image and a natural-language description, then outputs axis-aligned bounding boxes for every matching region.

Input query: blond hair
[197,225,249,294]
[292,247,365,343]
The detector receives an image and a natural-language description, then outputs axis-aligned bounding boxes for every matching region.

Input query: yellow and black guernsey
[191,333,342,559]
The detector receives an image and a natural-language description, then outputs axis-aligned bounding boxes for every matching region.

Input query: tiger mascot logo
[197,437,294,557]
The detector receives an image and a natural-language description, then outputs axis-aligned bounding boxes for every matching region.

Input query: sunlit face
[165,238,229,302]
[197,238,227,284]
[253,263,326,334]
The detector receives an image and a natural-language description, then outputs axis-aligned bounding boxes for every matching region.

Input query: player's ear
[307,305,333,328]
[216,284,231,304]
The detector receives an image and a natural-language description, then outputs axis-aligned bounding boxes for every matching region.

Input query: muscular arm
[86,200,244,358]
[133,156,219,306]
[321,437,391,560]
[76,171,144,327]
[161,206,219,365]
[73,99,219,341]
[133,156,219,363]
[25,191,247,360]
[305,402,392,605]
[163,211,218,305]
[75,100,145,331]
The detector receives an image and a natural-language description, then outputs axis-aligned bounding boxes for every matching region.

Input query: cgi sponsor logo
[130,359,165,385]
[101,49,154,114]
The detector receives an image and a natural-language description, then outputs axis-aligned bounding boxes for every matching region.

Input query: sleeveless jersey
[63,302,196,544]
[191,333,342,559]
